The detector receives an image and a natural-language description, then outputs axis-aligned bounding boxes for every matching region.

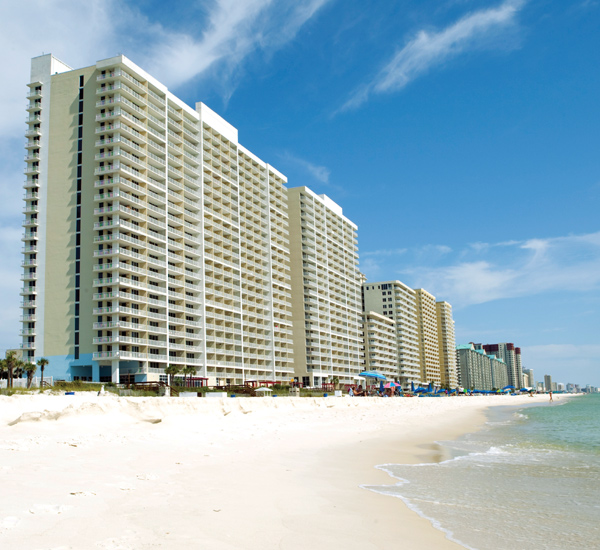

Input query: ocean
[366,394,600,550]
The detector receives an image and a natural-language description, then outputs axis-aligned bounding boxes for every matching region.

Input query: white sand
[0,392,550,549]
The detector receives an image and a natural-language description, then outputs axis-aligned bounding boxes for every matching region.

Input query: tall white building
[363,311,397,380]
[435,301,458,388]
[288,187,363,386]
[20,54,293,384]
[362,281,420,386]
[415,288,441,385]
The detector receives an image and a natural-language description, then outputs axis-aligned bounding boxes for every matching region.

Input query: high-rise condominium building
[20,54,293,384]
[456,344,508,391]
[414,288,441,385]
[522,368,534,388]
[363,311,397,380]
[362,281,420,385]
[477,343,523,388]
[435,301,458,388]
[544,374,553,392]
[288,187,363,387]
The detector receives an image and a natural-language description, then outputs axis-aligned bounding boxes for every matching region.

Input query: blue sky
[0,0,598,386]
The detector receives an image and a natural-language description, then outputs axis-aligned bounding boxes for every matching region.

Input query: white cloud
[406,231,600,307]
[340,0,525,111]
[281,152,332,184]
[144,0,331,91]
[362,248,408,257]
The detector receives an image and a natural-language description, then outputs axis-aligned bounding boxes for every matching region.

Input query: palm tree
[182,365,196,387]
[24,362,37,389]
[4,351,18,389]
[37,357,48,387]
[0,358,7,387]
[14,360,25,382]
[164,364,181,387]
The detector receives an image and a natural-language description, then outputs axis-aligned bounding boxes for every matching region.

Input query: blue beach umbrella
[502,385,515,391]
[358,371,387,381]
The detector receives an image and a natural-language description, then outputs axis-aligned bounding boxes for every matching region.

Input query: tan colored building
[415,288,441,385]
[363,311,397,380]
[435,301,458,388]
[288,187,363,386]
[362,280,420,386]
[20,54,293,384]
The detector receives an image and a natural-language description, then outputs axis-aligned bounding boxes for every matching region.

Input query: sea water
[366,394,600,550]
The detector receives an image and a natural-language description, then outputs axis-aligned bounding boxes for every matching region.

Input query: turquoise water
[367,394,600,550]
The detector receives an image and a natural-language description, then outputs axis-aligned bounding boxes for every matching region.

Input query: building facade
[456,343,509,391]
[288,187,363,386]
[414,289,441,385]
[362,311,398,380]
[362,280,420,386]
[20,54,294,384]
[475,342,523,388]
[435,301,458,388]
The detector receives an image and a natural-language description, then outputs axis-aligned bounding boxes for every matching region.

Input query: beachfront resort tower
[435,301,458,388]
[478,343,523,389]
[288,187,363,387]
[362,311,398,380]
[414,288,441,385]
[362,281,420,386]
[19,54,294,384]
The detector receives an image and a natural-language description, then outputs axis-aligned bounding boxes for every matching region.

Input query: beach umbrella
[255,387,272,394]
[411,381,415,392]
[502,385,515,391]
[414,387,427,393]
[383,382,398,389]
[358,371,386,381]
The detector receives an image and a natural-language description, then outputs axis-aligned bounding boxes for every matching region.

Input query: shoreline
[0,393,551,549]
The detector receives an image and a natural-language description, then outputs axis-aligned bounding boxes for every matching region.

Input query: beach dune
[0,393,548,549]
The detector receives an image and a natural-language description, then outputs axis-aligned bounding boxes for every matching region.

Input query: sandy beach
[0,392,549,549]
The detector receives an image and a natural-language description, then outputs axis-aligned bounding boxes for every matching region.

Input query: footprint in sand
[1,516,20,532]
[96,537,134,549]
[70,491,96,497]
[28,504,73,515]
[136,474,158,481]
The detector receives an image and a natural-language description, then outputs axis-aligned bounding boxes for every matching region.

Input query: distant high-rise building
[544,374,553,391]
[435,301,458,388]
[288,187,363,387]
[476,343,523,388]
[362,311,397,380]
[414,289,441,385]
[456,343,508,391]
[20,54,294,384]
[522,368,534,388]
[363,281,420,385]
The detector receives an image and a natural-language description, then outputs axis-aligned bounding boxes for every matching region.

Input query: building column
[111,359,119,384]
[92,362,100,382]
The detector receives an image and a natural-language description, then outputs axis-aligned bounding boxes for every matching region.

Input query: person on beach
[549,391,553,402]
[348,387,354,397]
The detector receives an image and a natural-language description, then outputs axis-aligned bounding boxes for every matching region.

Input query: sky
[0,0,598,387]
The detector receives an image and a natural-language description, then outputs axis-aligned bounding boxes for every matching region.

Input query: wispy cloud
[145,0,332,93]
[362,248,408,257]
[281,152,334,186]
[403,231,600,306]
[339,0,525,112]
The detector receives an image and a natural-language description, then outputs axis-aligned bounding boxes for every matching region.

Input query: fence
[0,376,53,389]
